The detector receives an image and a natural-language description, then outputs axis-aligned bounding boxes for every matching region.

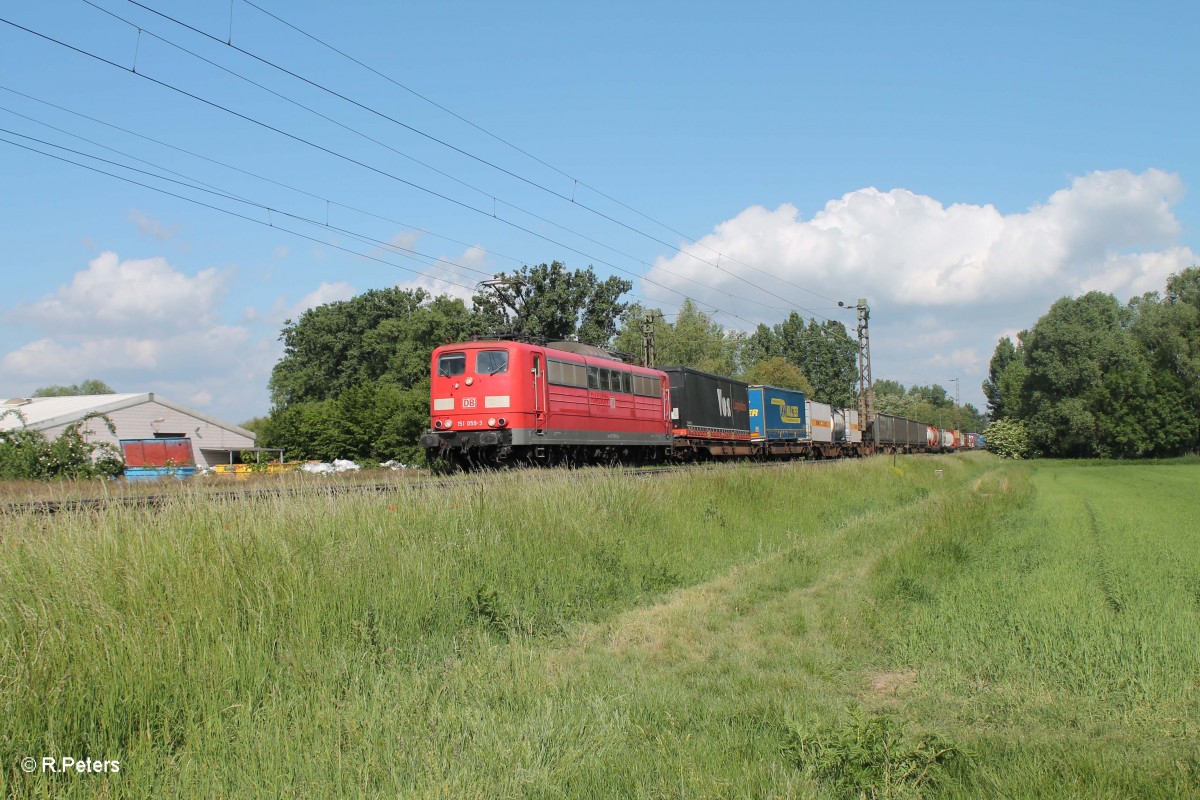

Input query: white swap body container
[806,400,833,443]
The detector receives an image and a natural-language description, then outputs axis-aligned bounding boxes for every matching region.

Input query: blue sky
[2,0,1197,425]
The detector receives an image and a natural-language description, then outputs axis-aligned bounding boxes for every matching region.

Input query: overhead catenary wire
[0,84,529,271]
[0,128,496,291]
[0,123,491,287]
[0,107,687,321]
[112,0,834,320]
[0,84,690,322]
[0,13,777,326]
[0,133,485,296]
[232,0,843,308]
[90,1,799,318]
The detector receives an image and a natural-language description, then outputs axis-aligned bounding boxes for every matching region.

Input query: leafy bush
[984,417,1031,459]
[0,411,124,480]
[783,708,962,798]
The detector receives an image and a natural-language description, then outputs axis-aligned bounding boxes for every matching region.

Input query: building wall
[40,400,255,469]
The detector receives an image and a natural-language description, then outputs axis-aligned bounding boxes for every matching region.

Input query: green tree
[261,380,428,464]
[1128,267,1200,451]
[742,323,781,367]
[1021,292,1120,456]
[472,261,631,344]
[739,357,814,394]
[613,300,742,374]
[264,287,481,463]
[1017,290,1191,457]
[872,380,912,417]
[982,336,1018,419]
[269,288,477,407]
[33,379,115,397]
[771,314,858,407]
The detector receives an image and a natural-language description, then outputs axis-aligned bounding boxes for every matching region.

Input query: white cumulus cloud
[641,168,1197,411]
[646,168,1194,311]
[1,252,276,422]
[9,251,227,336]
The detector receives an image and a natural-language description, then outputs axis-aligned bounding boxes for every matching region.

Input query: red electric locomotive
[419,340,672,467]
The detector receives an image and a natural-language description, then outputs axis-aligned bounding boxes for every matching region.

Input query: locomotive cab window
[476,349,509,375]
[437,352,466,377]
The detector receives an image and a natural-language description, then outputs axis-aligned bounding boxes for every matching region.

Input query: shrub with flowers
[0,410,124,480]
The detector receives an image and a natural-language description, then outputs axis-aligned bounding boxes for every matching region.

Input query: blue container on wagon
[748,385,808,441]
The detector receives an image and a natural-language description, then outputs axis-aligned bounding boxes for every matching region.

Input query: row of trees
[874,381,986,433]
[983,267,1200,458]
[258,262,872,463]
[31,379,115,397]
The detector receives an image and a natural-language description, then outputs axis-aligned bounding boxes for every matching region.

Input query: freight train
[419,339,981,468]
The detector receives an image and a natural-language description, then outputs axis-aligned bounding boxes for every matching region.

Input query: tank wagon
[420,339,982,466]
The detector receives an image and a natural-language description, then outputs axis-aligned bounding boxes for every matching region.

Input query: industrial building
[0,393,256,469]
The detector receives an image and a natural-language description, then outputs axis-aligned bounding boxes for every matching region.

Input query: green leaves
[0,411,123,480]
[32,378,115,397]
[983,418,1031,459]
[261,262,634,463]
[783,708,963,798]
[983,266,1200,458]
[470,261,631,343]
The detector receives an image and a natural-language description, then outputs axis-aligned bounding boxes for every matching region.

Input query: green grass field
[1,455,1197,798]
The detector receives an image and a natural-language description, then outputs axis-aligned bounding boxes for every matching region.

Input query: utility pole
[840,298,875,444]
[948,377,961,431]
[641,311,660,367]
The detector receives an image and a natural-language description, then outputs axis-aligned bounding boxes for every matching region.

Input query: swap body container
[806,400,834,443]
[832,408,864,443]
[748,385,808,441]
[662,367,751,439]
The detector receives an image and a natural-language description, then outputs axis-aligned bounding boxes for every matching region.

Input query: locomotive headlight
[497,417,506,427]
[434,419,443,429]
[445,418,453,428]
[488,417,496,427]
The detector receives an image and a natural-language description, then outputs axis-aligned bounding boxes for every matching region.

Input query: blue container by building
[124,466,199,482]
[748,385,808,441]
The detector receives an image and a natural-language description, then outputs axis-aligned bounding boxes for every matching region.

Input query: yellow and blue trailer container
[747,385,808,441]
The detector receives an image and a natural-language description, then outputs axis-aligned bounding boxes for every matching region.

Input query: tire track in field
[1083,500,1124,615]
[547,464,1009,675]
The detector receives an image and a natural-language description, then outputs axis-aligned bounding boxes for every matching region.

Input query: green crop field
[1,455,1197,798]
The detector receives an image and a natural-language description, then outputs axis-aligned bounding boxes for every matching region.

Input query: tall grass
[0,459,932,798]
[867,461,1200,798]
[4,455,1194,798]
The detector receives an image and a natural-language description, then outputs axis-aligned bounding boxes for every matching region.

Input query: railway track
[0,456,861,517]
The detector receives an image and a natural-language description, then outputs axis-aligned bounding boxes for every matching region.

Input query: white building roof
[0,393,255,439]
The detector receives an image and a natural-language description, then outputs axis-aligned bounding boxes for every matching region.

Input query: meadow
[0,454,1196,798]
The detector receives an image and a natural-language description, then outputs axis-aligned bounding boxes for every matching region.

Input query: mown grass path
[2,455,1197,798]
